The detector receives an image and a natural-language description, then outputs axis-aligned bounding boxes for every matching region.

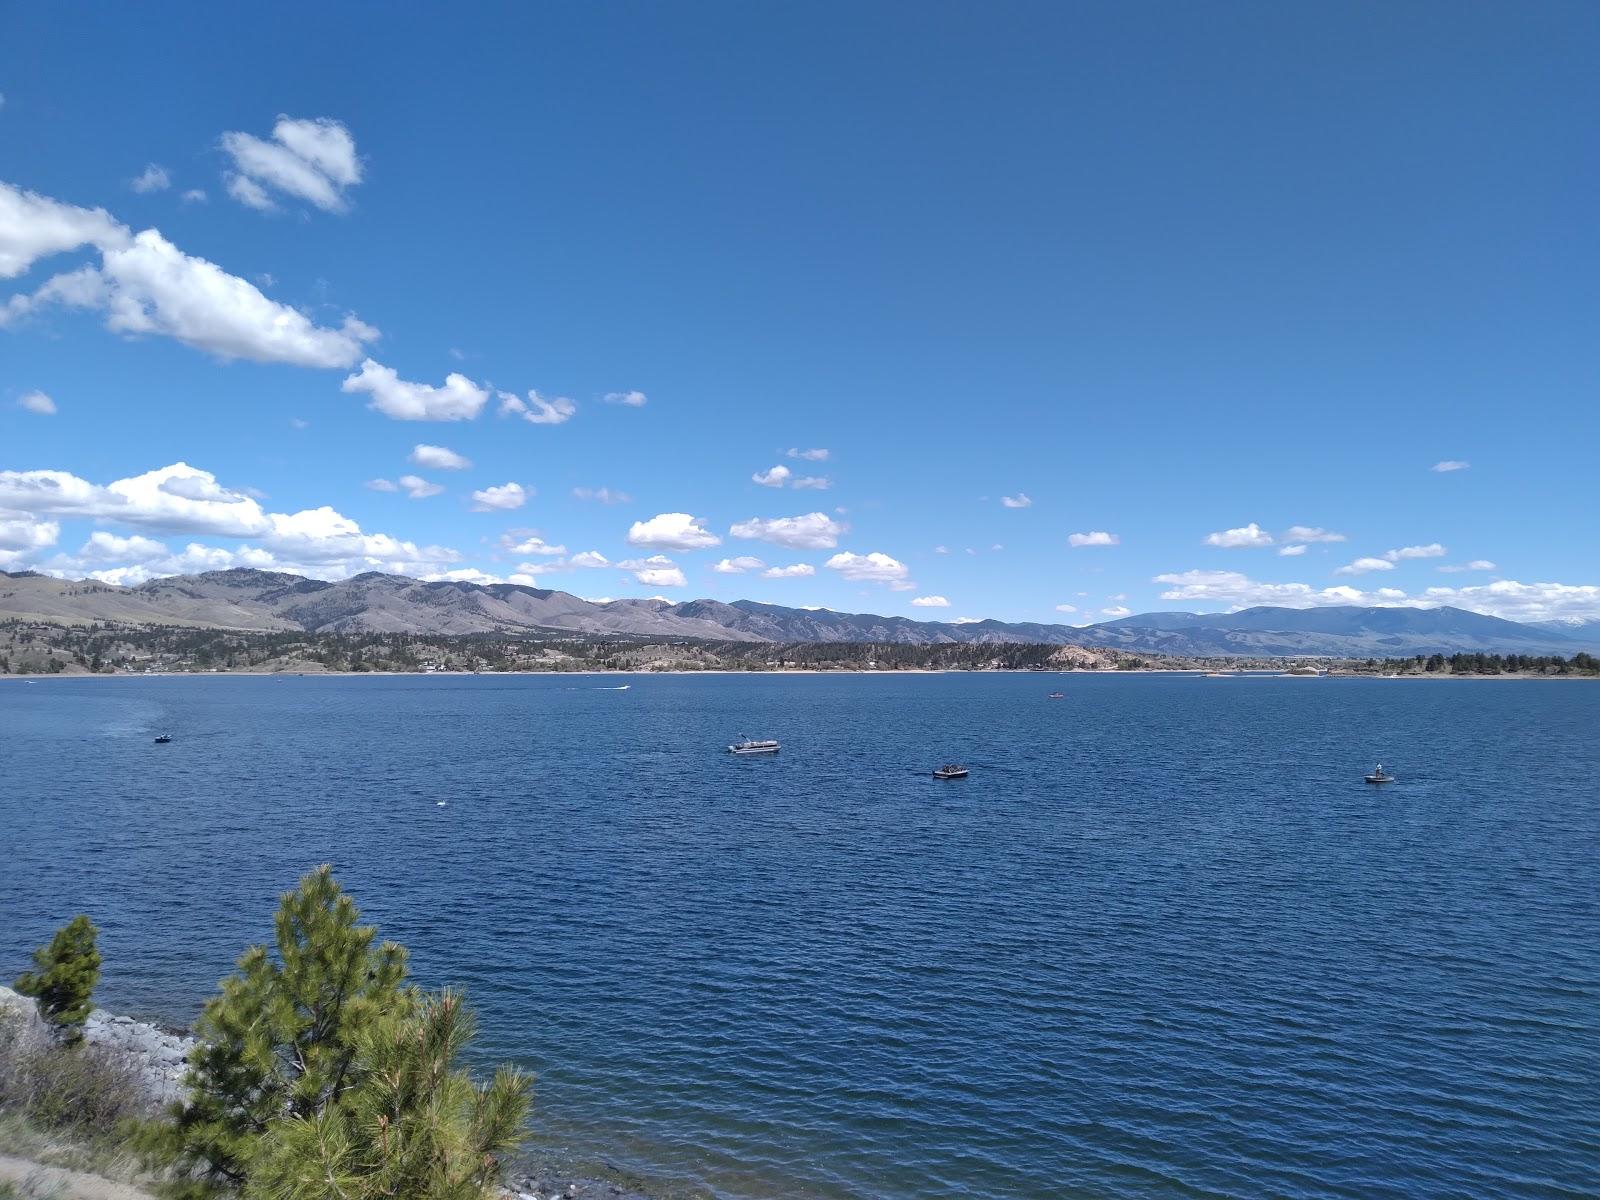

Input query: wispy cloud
[1384,543,1446,561]
[17,390,55,415]
[603,390,647,407]
[1000,493,1032,509]
[730,512,846,550]
[1334,557,1396,575]
[130,164,171,194]
[221,115,362,214]
[409,444,472,470]
[1431,460,1470,473]
[786,447,829,461]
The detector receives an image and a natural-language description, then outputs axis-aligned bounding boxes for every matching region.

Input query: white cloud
[397,474,442,499]
[0,182,127,279]
[618,554,684,588]
[79,531,168,562]
[1438,560,1496,573]
[1384,543,1446,561]
[0,514,61,567]
[572,486,631,504]
[221,116,361,213]
[787,447,829,461]
[753,465,791,487]
[951,617,983,625]
[762,563,815,579]
[934,545,949,554]
[1000,493,1031,509]
[1278,544,1307,556]
[1068,531,1119,548]
[130,165,170,194]
[503,534,566,556]
[1336,557,1395,575]
[825,551,910,584]
[791,476,831,490]
[365,478,399,492]
[17,390,55,415]
[470,483,529,511]
[602,390,647,406]
[568,551,610,569]
[1053,603,1078,614]
[1155,570,1371,609]
[226,174,275,212]
[713,556,766,574]
[409,444,472,470]
[911,595,950,607]
[7,224,378,368]
[498,389,575,425]
[730,512,846,550]
[342,360,487,421]
[1102,605,1132,618]
[628,512,721,550]
[1205,522,1273,548]
[1431,460,1470,473]
[181,189,208,205]
[1419,580,1600,623]
[422,568,506,586]
[1282,526,1346,544]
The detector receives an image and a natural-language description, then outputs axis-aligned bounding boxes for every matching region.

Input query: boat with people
[932,764,969,779]
[1047,691,1065,699]
[728,737,780,755]
[1364,764,1395,784]
[153,734,172,744]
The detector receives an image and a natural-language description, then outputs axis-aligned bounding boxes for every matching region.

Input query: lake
[1,673,1596,1198]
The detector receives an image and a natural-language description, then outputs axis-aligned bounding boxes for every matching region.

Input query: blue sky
[3,3,1597,624]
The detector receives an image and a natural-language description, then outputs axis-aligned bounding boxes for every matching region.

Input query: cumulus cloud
[17,390,55,415]
[1438,560,1496,573]
[0,182,127,279]
[572,486,631,504]
[5,222,378,368]
[1283,526,1346,544]
[568,550,610,568]
[730,512,846,550]
[470,483,528,511]
[618,554,684,587]
[502,534,566,556]
[130,165,171,194]
[1384,543,1446,561]
[713,556,765,574]
[753,465,791,488]
[1102,605,1132,618]
[603,390,647,407]
[1053,603,1078,613]
[221,116,362,213]
[1419,580,1600,623]
[1278,544,1307,557]
[787,448,829,461]
[825,551,910,584]
[1068,531,1119,548]
[1336,557,1395,575]
[397,474,442,499]
[498,389,575,425]
[762,563,815,579]
[1000,493,1031,509]
[1432,460,1470,473]
[0,514,62,567]
[1205,522,1273,548]
[409,444,471,470]
[343,360,488,421]
[911,595,950,607]
[627,512,721,550]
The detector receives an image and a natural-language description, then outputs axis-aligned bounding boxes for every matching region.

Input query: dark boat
[932,764,969,780]
[1364,764,1394,784]
[153,734,172,744]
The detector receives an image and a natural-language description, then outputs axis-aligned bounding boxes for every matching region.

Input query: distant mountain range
[1,568,1594,658]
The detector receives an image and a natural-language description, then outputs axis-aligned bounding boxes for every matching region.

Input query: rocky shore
[0,987,658,1200]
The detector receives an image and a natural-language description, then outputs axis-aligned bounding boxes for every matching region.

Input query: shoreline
[2,668,1593,682]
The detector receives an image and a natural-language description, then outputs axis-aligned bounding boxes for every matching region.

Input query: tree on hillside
[13,914,101,1046]
[140,866,530,1200]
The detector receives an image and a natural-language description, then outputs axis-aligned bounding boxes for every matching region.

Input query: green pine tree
[13,914,101,1046]
[141,866,410,1198]
[245,991,531,1200]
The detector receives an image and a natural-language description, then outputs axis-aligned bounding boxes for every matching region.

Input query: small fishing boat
[1047,691,1066,699]
[153,734,172,744]
[1364,764,1394,784]
[932,764,969,779]
[728,737,780,755]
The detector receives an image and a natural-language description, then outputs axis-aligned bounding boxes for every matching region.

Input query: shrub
[13,916,101,1047]
[0,1009,153,1134]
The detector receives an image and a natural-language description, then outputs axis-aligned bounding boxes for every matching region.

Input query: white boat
[728,738,780,755]
[1364,764,1395,784]
[932,764,969,780]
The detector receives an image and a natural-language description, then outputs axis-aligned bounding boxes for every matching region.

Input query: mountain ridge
[0,568,1592,657]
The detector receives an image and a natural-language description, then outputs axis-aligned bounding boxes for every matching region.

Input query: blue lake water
[1,673,1597,1198]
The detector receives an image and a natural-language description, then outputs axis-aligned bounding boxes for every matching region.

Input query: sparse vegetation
[13,917,101,1048]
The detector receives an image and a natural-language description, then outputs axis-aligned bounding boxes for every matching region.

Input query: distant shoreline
[2,668,1592,681]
